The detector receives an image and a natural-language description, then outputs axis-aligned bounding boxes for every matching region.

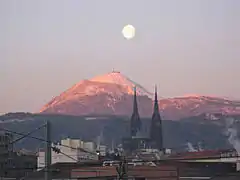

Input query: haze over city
[1,0,240,113]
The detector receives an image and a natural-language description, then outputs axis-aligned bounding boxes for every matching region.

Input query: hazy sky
[1,0,240,113]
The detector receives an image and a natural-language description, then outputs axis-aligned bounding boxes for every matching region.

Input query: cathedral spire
[150,85,163,151]
[154,85,159,113]
[130,86,141,137]
[133,86,138,113]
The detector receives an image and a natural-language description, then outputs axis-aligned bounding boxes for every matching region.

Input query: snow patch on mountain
[40,71,154,113]
[90,71,153,98]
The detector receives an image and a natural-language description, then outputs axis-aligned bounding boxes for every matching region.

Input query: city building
[10,150,37,178]
[0,131,37,179]
[98,145,107,156]
[37,138,98,170]
[0,131,13,177]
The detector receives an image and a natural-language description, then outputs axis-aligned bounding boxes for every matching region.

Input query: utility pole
[45,121,52,180]
[116,156,128,180]
[1,122,53,180]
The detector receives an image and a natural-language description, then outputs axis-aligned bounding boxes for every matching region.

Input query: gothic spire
[133,86,138,113]
[130,86,141,137]
[150,85,163,150]
[154,85,159,113]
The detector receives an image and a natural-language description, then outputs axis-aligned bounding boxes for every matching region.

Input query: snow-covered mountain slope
[40,78,153,117]
[160,95,240,120]
[90,71,152,97]
[40,71,240,120]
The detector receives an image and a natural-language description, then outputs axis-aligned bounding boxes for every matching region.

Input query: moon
[122,24,135,40]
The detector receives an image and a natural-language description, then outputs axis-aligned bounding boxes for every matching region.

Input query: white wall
[84,142,95,152]
[37,139,98,170]
[37,151,45,170]
[99,145,107,156]
[61,138,85,149]
[237,162,240,171]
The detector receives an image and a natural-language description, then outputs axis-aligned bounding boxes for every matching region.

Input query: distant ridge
[182,94,239,101]
[39,71,240,120]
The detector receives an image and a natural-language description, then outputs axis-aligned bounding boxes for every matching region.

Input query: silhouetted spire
[150,85,163,150]
[130,86,141,137]
[133,86,138,113]
[154,85,159,113]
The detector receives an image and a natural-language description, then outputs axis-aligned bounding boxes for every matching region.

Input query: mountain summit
[40,71,240,120]
[90,71,152,97]
[40,71,153,117]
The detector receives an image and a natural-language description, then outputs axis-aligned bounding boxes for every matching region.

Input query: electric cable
[1,127,240,179]
[0,127,94,154]
[10,124,46,144]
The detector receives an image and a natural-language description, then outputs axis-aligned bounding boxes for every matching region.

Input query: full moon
[122,24,135,40]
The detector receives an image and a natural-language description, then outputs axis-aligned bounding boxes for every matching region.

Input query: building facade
[37,138,98,170]
[0,131,13,177]
[0,131,37,179]
[10,150,37,178]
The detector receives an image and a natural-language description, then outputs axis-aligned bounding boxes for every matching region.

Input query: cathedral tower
[130,86,142,137]
[150,86,163,150]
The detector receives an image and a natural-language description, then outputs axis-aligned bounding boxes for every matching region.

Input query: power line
[2,127,95,162]
[2,128,240,164]
[1,127,95,154]
[0,126,94,178]
[10,124,46,144]
[1,127,234,157]
[56,149,78,162]
[0,125,85,180]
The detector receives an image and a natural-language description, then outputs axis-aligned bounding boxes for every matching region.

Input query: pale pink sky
[1,0,240,113]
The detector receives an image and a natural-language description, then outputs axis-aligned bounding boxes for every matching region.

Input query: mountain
[40,71,153,117]
[160,95,240,120]
[40,71,240,120]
